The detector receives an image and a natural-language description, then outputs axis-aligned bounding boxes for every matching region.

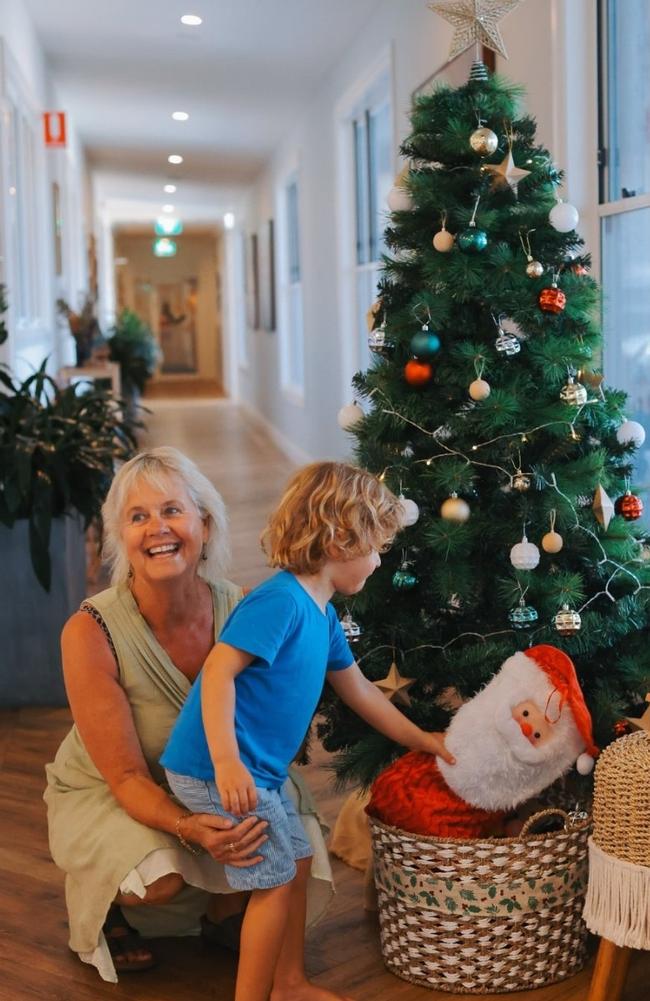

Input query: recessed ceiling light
[223,212,235,230]
[162,204,175,213]
[164,184,177,193]
[181,14,202,26]
[172,111,189,121]
[168,154,183,164]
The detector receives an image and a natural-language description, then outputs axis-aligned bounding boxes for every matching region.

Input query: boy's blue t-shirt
[161,570,354,788]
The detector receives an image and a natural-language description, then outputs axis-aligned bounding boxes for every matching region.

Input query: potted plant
[0,289,138,704]
[107,308,160,411]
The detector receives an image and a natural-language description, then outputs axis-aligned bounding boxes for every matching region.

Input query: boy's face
[329,549,381,596]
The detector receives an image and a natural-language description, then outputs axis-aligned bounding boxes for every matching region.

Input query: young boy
[162,461,453,1001]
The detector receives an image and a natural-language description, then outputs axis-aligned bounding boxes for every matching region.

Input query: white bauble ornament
[440,493,470,523]
[337,402,363,430]
[549,201,579,233]
[387,185,413,212]
[542,530,564,554]
[616,419,646,448]
[510,534,540,570]
[433,227,454,252]
[469,378,491,401]
[398,495,420,527]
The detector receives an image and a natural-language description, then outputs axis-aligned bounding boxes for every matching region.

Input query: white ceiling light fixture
[164,184,177,194]
[223,212,235,230]
[172,111,189,121]
[168,154,183,165]
[162,204,175,213]
[180,14,202,26]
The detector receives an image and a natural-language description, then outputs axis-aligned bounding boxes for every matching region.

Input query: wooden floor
[1,396,648,1001]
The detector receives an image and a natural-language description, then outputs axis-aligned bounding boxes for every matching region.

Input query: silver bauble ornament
[616,419,646,448]
[469,126,498,156]
[433,227,455,252]
[340,612,362,643]
[526,259,544,278]
[554,604,582,636]
[510,534,540,570]
[469,378,491,401]
[549,201,579,233]
[337,402,363,430]
[440,493,470,522]
[398,495,420,527]
[495,331,521,356]
[368,323,393,356]
[387,185,413,212]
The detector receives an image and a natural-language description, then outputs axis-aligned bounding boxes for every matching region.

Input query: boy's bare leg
[235,881,293,1001]
[270,857,353,1001]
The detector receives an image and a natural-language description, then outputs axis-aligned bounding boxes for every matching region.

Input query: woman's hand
[181,813,269,866]
[417,730,455,764]
[215,758,258,815]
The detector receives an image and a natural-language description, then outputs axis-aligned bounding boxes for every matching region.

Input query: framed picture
[412,45,496,101]
[258,219,276,331]
[246,233,260,329]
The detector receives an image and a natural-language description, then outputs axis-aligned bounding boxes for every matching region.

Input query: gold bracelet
[175,812,202,855]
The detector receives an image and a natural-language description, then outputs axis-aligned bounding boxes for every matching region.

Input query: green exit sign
[155,217,183,236]
[153,237,177,257]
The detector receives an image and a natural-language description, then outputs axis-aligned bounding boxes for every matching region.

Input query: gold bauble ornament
[440,493,470,522]
[554,604,581,636]
[542,530,564,554]
[560,378,588,407]
[433,226,455,252]
[469,377,491,401]
[469,126,498,156]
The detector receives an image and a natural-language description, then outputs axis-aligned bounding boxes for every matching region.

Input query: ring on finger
[225,841,238,852]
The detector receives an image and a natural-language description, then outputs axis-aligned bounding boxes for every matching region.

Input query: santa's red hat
[523,644,599,774]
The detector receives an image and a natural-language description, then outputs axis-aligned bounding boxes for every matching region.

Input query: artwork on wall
[258,219,276,332]
[246,233,260,329]
[412,45,496,100]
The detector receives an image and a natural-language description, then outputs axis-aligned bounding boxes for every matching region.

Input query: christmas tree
[318,15,650,789]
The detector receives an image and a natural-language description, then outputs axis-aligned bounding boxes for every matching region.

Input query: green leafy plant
[0,360,137,590]
[107,309,160,396]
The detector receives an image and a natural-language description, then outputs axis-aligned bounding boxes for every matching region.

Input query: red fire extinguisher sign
[43,112,67,148]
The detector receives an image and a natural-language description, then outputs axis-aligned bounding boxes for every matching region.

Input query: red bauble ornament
[538,286,567,314]
[613,719,630,738]
[404,358,432,386]
[614,490,644,520]
[572,263,589,276]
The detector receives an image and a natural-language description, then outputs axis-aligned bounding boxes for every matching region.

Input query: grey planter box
[0,515,86,706]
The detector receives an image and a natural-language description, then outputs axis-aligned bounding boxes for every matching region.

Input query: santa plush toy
[367,644,598,839]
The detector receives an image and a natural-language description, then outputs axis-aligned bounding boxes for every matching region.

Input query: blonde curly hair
[261,461,401,574]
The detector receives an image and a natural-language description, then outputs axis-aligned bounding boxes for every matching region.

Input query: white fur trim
[576,753,595,775]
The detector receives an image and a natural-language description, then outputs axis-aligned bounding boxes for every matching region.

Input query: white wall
[236,0,600,462]
[0,2,88,377]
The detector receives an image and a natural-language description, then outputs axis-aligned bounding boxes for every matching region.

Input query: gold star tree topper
[429,0,525,61]
[373,662,416,707]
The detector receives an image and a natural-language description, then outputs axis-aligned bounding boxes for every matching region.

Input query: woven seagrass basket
[369,808,591,994]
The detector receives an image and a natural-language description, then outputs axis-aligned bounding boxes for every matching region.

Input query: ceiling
[25,0,383,189]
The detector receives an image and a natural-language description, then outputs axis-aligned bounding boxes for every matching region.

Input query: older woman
[44,447,333,982]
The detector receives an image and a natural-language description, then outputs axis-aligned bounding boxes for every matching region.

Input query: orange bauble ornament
[404,358,432,386]
[538,286,567,314]
[615,490,644,521]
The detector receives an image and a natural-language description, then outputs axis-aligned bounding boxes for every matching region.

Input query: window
[599,0,650,515]
[352,86,392,371]
[279,175,304,398]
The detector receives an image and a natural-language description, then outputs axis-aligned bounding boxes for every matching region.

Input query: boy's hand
[216,759,258,815]
[418,730,455,764]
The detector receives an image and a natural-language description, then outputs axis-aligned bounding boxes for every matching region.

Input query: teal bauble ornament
[457,226,488,252]
[410,326,441,359]
[508,601,539,630]
[392,565,418,590]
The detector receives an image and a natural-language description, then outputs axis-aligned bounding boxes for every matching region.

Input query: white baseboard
[240,402,313,466]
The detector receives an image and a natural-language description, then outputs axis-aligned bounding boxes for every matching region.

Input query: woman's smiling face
[122,473,208,583]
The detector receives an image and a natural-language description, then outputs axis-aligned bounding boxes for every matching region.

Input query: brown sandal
[103,905,156,972]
